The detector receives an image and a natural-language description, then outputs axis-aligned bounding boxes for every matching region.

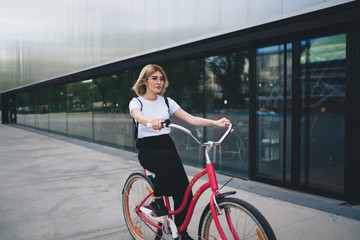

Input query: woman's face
[145,71,165,95]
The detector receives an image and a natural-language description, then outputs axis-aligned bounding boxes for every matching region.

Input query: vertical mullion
[66,84,69,137]
[249,46,257,179]
[291,40,301,188]
[346,30,360,204]
[47,88,50,132]
[283,43,287,184]
[203,57,207,168]
[91,80,95,142]
[304,40,311,187]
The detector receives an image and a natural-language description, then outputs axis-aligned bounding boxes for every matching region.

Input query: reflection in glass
[16,93,26,125]
[17,92,35,128]
[49,85,67,135]
[205,52,250,178]
[256,44,292,181]
[300,34,346,194]
[67,80,93,141]
[35,88,49,131]
[93,70,134,151]
[164,60,206,168]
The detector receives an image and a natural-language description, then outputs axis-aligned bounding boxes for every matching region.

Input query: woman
[129,64,229,240]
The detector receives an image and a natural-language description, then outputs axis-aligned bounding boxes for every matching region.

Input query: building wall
[11,31,352,199]
[1,1,359,204]
[0,0,354,93]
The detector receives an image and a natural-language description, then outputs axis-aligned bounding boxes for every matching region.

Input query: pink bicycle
[122,122,276,240]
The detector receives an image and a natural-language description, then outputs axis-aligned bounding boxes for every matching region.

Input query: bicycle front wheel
[198,197,276,240]
[122,172,162,240]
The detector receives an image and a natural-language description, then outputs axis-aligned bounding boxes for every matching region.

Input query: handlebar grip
[224,121,231,128]
[146,119,170,129]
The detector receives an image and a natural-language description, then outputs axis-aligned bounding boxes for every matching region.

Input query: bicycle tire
[198,197,276,240]
[122,172,162,240]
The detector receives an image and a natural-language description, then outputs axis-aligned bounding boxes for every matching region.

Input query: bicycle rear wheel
[122,172,162,240]
[198,197,276,240]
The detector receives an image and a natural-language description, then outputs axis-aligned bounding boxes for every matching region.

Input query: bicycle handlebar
[146,120,233,147]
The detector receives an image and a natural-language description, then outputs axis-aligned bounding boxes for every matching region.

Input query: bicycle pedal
[139,207,164,223]
[150,212,162,218]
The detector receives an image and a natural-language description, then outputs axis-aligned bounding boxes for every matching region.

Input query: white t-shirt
[129,95,180,139]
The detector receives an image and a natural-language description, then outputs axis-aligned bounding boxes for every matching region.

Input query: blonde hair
[131,64,169,96]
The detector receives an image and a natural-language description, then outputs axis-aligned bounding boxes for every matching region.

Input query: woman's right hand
[149,118,163,131]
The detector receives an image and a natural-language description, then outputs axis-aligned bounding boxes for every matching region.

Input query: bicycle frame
[124,122,277,240]
[136,163,230,238]
[134,123,234,239]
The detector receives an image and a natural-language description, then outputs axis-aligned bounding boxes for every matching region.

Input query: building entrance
[255,33,346,196]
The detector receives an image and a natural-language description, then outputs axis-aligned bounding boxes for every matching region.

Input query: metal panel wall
[0,0,354,93]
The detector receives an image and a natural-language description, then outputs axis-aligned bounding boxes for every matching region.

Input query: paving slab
[1,124,359,240]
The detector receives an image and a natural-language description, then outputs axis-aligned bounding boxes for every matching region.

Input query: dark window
[205,51,250,178]
[300,33,346,194]
[256,44,292,182]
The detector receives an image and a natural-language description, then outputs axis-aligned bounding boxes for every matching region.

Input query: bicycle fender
[215,191,236,200]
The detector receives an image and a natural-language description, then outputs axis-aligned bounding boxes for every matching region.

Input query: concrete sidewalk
[1,124,359,240]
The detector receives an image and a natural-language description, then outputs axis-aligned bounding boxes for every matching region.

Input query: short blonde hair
[132,64,169,96]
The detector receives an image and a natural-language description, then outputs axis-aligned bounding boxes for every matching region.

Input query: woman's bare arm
[174,108,229,128]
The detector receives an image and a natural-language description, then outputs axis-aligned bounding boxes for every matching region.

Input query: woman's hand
[149,118,163,131]
[214,118,230,128]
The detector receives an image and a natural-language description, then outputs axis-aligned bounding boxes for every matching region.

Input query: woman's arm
[131,108,163,130]
[174,108,229,128]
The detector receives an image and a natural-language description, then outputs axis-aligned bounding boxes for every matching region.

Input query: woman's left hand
[215,118,230,128]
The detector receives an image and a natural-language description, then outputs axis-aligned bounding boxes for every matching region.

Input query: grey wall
[0,0,353,93]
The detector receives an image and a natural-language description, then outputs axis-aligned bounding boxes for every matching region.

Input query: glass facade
[205,52,250,178]
[35,88,49,131]
[13,55,251,178]
[253,33,347,195]
[16,92,35,128]
[163,59,206,168]
[48,85,67,135]
[93,70,134,151]
[256,44,292,183]
[67,81,94,141]
[9,31,353,200]
[300,34,346,194]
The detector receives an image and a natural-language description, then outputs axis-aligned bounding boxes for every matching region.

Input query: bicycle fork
[209,192,241,240]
